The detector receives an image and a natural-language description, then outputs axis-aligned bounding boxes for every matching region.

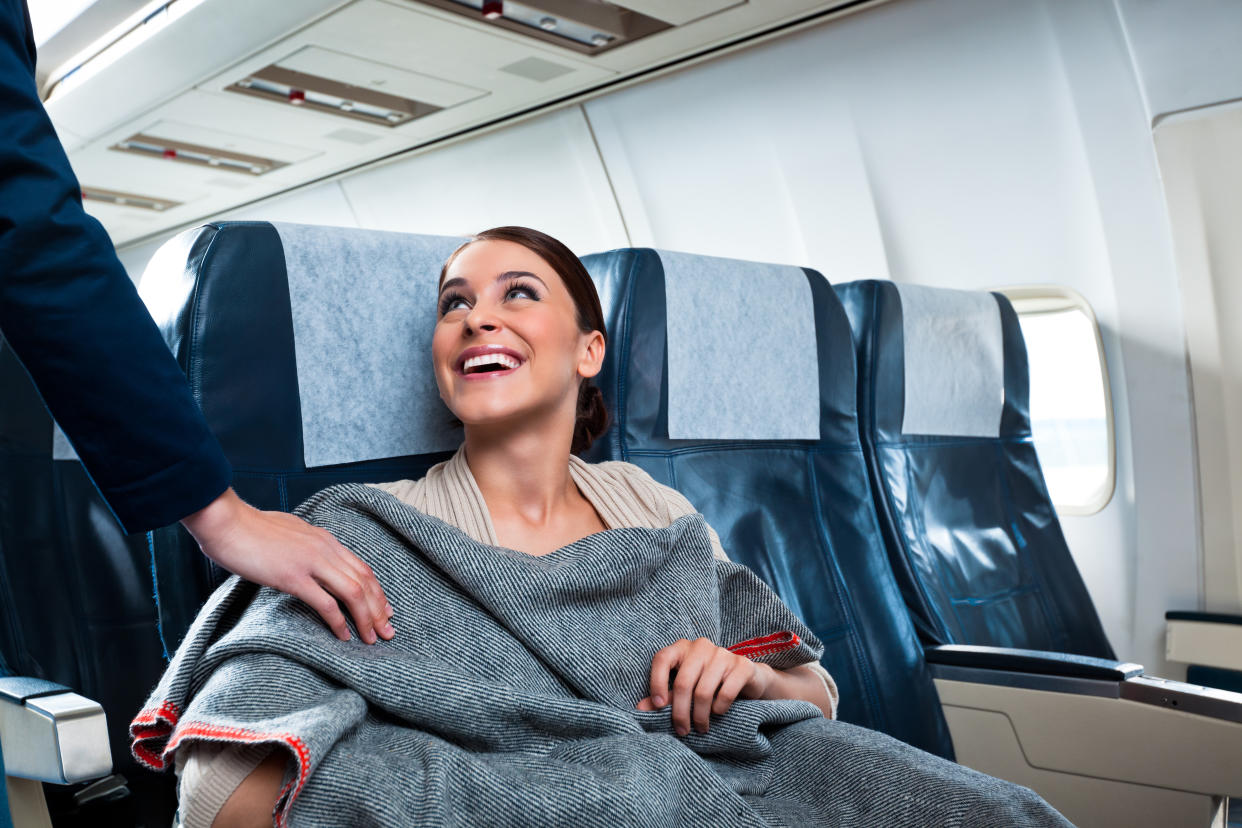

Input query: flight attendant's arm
[0,0,391,643]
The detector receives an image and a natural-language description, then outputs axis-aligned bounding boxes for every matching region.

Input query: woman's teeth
[463,353,521,373]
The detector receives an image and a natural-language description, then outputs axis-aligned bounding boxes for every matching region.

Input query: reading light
[481,1,501,20]
[111,133,286,175]
[227,65,439,127]
[81,185,181,212]
[539,16,556,30]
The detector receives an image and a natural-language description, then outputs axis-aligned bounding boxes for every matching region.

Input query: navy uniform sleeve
[0,0,230,533]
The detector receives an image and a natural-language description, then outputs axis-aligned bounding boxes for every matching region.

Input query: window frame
[996,285,1116,516]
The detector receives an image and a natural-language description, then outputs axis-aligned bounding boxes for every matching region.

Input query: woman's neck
[462,418,579,530]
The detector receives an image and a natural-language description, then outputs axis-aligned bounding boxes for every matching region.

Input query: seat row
[2,222,1240,828]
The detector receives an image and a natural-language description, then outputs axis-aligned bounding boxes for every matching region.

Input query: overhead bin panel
[225,46,487,128]
[198,0,612,100]
[44,0,350,140]
[109,120,320,176]
[414,0,689,54]
[81,186,183,213]
[619,0,746,27]
[57,0,869,245]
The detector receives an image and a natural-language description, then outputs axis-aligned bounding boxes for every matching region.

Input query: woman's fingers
[649,639,687,707]
[713,663,750,716]
[692,651,733,734]
[671,639,714,736]
[647,640,755,735]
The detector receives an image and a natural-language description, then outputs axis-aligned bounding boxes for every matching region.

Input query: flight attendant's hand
[181,488,395,644]
[636,637,773,736]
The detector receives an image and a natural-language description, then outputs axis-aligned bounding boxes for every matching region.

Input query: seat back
[581,249,955,759]
[138,221,475,645]
[835,279,1113,659]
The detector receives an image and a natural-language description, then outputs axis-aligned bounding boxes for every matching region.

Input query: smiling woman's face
[432,239,602,429]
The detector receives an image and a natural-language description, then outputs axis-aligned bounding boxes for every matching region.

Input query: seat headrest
[583,248,862,452]
[837,280,1031,442]
[139,221,466,470]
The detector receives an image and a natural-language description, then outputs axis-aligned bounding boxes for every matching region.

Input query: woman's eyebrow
[497,270,548,290]
[439,271,549,295]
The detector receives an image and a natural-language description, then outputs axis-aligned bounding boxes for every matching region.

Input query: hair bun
[572,382,610,455]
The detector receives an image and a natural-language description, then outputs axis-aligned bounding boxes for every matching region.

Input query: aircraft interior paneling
[4,0,1242,825]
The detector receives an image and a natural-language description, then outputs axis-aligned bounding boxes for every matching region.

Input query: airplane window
[1002,288,1115,516]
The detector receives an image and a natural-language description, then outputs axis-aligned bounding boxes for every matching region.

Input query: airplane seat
[833,279,1114,658]
[579,248,956,759]
[136,221,473,651]
[834,279,1242,827]
[0,336,155,825]
[6,220,481,827]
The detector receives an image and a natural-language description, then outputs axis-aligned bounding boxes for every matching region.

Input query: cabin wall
[113,0,1242,676]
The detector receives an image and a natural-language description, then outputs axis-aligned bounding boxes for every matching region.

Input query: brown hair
[439,226,610,455]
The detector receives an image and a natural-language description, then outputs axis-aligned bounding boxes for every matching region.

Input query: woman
[149,227,1068,827]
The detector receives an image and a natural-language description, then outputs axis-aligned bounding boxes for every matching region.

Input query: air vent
[419,0,671,54]
[81,186,181,212]
[111,133,288,175]
[228,66,441,127]
[499,56,574,82]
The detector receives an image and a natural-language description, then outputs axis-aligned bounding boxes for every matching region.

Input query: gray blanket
[131,484,1071,827]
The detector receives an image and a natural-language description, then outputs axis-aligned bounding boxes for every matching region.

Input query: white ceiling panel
[60,0,872,244]
[275,46,488,108]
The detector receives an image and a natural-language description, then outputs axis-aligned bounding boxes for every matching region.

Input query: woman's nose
[464,306,500,334]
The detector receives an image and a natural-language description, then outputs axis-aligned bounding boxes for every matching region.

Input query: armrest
[930,649,1242,828]
[1165,611,1242,672]
[0,677,112,784]
[925,644,1143,681]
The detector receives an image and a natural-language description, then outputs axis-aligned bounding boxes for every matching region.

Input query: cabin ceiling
[43,0,870,247]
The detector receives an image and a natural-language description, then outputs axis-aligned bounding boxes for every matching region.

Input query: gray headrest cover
[895,283,1004,438]
[659,250,820,441]
[275,223,466,467]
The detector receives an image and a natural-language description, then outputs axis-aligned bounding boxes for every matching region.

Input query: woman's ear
[577,330,605,380]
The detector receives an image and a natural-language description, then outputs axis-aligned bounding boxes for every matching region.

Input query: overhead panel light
[110,133,287,175]
[81,186,181,212]
[419,0,671,55]
[227,66,440,127]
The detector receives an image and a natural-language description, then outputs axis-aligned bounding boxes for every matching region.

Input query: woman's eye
[506,285,536,301]
[439,294,470,315]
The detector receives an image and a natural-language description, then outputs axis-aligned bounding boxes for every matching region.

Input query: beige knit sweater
[176,445,839,827]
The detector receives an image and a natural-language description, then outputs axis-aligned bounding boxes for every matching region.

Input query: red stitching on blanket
[129,701,182,770]
[164,722,312,828]
[727,631,801,660]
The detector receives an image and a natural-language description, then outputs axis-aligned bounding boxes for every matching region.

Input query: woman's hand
[635,637,773,736]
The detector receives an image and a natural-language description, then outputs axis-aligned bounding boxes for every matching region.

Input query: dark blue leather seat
[0,335,168,822]
[581,249,955,759]
[835,279,1114,659]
